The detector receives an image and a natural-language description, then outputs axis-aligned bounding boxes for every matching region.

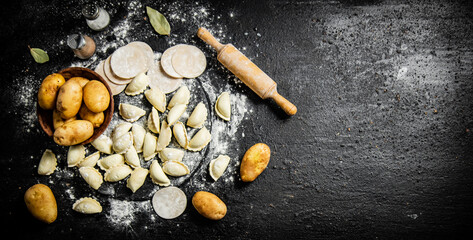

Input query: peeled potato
[79,104,104,128]
[83,80,110,113]
[192,191,227,220]
[24,184,57,224]
[37,73,66,110]
[56,79,83,119]
[53,120,93,146]
[240,143,271,182]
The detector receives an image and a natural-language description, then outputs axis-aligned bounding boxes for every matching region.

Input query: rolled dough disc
[161,45,184,78]
[95,59,126,95]
[126,41,154,71]
[152,186,187,219]
[171,45,207,78]
[111,44,148,79]
[104,55,133,85]
[148,61,182,94]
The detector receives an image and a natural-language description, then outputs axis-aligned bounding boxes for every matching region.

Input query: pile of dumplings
[36,43,234,214]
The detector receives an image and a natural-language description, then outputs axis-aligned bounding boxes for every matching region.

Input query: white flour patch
[107,198,151,227]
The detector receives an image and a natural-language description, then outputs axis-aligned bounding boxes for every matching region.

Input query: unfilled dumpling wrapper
[125,72,149,96]
[161,45,184,78]
[104,55,133,85]
[119,103,146,122]
[148,61,183,94]
[111,44,148,79]
[95,60,127,95]
[152,186,187,219]
[171,44,207,78]
[126,41,155,71]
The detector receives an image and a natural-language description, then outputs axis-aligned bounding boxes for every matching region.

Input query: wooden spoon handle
[197,27,225,52]
[271,92,297,116]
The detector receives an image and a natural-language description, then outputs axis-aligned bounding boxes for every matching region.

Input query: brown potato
[37,73,66,110]
[83,80,110,113]
[192,191,227,220]
[52,109,76,130]
[79,104,104,128]
[53,120,93,146]
[68,76,89,88]
[240,143,271,182]
[24,184,57,224]
[56,79,83,119]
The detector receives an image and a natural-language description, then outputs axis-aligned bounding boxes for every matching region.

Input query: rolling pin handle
[272,92,297,116]
[197,27,225,52]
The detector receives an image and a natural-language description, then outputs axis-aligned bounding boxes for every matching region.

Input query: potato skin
[53,120,93,146]
[56,80,83,119]
[83,80,110,113]
[192,191,227,220]
[52,109,76,130]
[24,184,57,224]
[79,104,104,128]
[68,77,89,88]
[37,73,66,110]
[240,143,271,182]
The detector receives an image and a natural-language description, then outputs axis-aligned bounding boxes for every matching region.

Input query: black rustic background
[1,0,473,239]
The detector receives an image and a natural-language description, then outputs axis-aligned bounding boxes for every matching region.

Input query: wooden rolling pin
[197,27,297,116]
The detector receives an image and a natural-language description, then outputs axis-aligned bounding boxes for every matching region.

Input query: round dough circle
[152,186,187,219]
[126,41,154,70]
[104,56,133,85]
[171,45,207,78]
[161,45,184,78]
[95,60,126,95]
[148,61,183,94]
[111,45,148,79]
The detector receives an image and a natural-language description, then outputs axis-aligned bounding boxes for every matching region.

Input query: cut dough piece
[104,55,133,85]
[161,45,184,78]
[171,45,206,78]
[148,61,182,94]
[152,187,187,219]
[111,44,148,79]
[95,60,126,95]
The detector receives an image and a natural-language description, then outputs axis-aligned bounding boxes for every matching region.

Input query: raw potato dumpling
[112,122,133,141]
[167,85,190,110]
[187,102,207,128]
[149,160,170,186]
[83,80,110,113]
[147,107,160,134]
[145,88,166,113]
[187,127,211,152]
[173,122,188,149]
[38,149,57,175]
[79,167,103,190]
[156,121,172,152]
[113,132,133,154]
[56,79,83,119]
[53,120,94,146]
[77,151,100,168]
[143,132,157,161]
[125,145,141,168]
[167,103,186,126]
[67,145,85,167]
[162,161,190,177]
[72,197,102,214]
[24,184,57,224]
[159,148,185,162]
[215,92,231,121]
[91,135,113,154]
[209,155,231,181]
[79,104,104,128]
[127,167,149,193]
[119,103,146,122]
[125,72,149,96]
[132,124,146,153]
[97,154,125,171]
[104,165,132,182]
[38,73,66,110]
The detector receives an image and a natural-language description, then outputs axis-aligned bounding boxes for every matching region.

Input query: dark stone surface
[1,0,473,239]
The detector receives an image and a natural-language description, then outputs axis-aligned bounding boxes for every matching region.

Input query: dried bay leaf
[29,46,49,63]
[146,6,170,36]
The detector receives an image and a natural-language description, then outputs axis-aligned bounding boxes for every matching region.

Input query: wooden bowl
[37,67,114,145]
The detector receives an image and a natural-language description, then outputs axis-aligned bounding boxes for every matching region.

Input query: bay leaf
[146,6,170,36]
[29,47,49,63]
